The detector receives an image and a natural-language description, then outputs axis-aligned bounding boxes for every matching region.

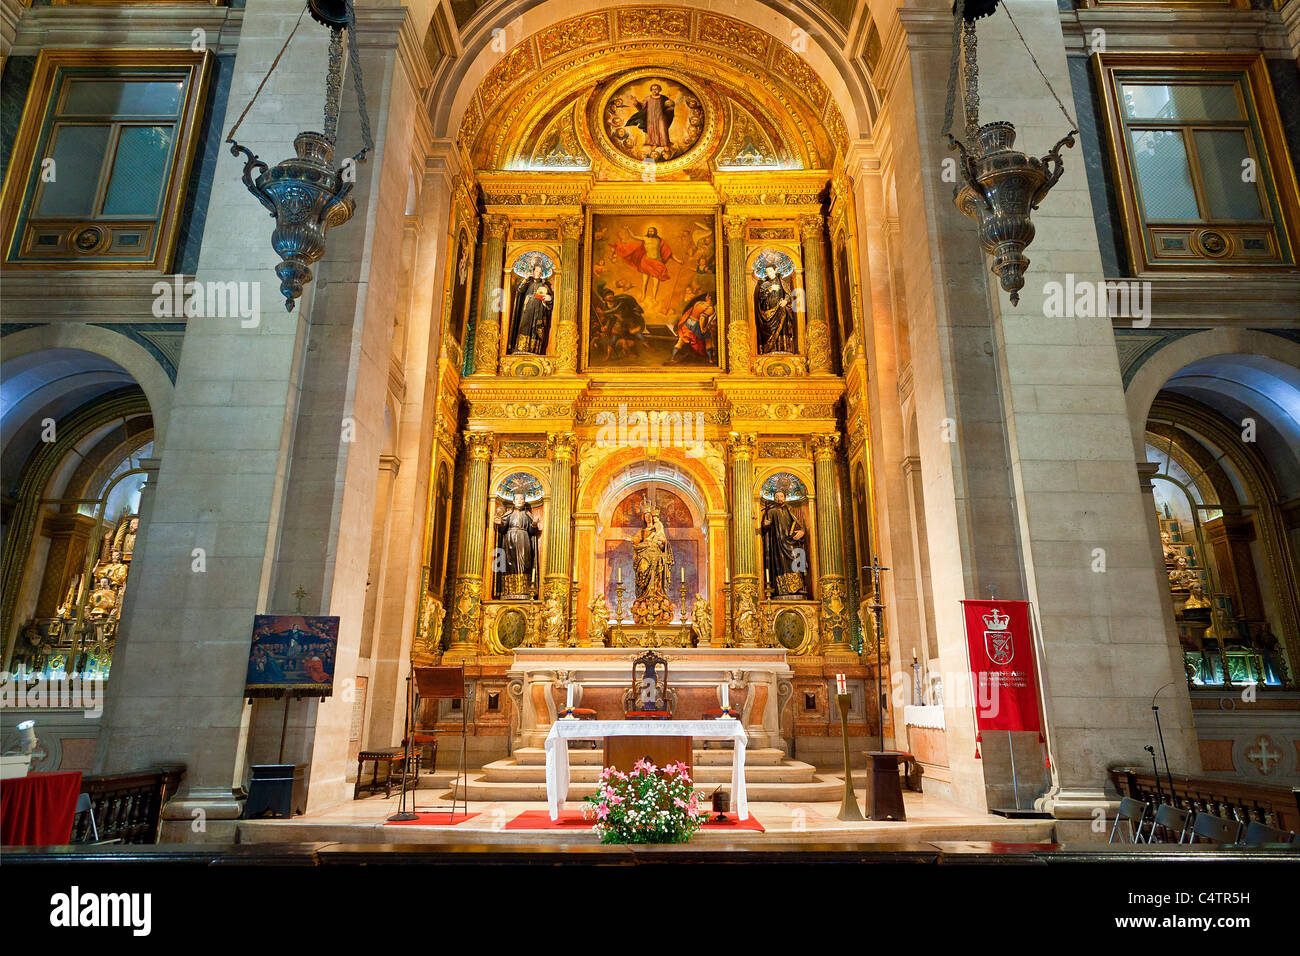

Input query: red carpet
[384,811,480,826]
[505,809,765,832]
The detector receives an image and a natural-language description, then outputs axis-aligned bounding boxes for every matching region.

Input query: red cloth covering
[1,771,82,846]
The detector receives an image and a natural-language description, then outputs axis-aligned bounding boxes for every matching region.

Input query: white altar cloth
[543,719,748,821]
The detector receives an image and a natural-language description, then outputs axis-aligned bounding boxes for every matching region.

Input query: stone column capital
[723,215,749,240]
[464,431,494,459]
[483,213,510,239]
[558,215,584,240]
[547,432,577,462]
[727,432,757,460]
[1135,460,1160,493]
[810,432,842,459]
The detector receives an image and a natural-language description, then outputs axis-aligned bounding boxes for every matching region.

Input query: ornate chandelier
[942,0,1077,306]
[226,0,374,311]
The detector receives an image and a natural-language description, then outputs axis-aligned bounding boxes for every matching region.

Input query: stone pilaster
[799,213,833,374]
[447,432,493,660]
[542,432,576,646]
[724,214,753,373]
[728,432,760,646]
[555,215,582,373]
[812,433,851,650]
[471,214,508,376]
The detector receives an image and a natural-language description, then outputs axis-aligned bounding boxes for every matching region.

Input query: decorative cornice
[12,5,243,55]
[1059,9,1289,55]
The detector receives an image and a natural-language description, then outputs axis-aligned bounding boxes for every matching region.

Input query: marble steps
[509,746,787,767]
[444,773,844,803]
[476,757,818,785]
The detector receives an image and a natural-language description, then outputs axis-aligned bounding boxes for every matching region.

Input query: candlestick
[678,580,689,628]
[721,681,730,711]
[566,682,575,710]
[614,581,626,625]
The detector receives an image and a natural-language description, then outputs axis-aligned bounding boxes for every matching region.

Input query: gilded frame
[1092,51,1300,274]
[581,204,726,374]
[0,48,213,271]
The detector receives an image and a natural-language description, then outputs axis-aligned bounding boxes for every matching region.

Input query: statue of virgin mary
[629,505,676,625]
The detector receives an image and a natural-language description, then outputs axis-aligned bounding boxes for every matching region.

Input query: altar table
[544,719,748,821]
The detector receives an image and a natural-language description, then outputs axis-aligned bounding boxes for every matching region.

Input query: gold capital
[547,431,577,462]
[726,432,757,460]
[464,431,494,460]
[810,432,841,459]
[798,213,825,240]
[484,213,510,240]
[723,215,749,241]
[558,215,584,241]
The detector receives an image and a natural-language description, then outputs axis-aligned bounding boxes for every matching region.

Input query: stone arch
[1125,328,1300,461]
[1,324,174,450]
[575,443,726,515]
[433,0,876,153]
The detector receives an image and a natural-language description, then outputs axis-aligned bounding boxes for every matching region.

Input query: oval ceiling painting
[601,72,707,164]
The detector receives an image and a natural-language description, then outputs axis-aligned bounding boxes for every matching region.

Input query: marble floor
[236,785,1059,845]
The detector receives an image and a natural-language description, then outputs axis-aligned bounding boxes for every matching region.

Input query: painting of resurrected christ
[588,212,719,369]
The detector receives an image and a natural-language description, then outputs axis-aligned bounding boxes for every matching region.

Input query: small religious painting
[587,212,719,368]
[760,473,811,599]
[752,250,799,355]
[245,615,339,697]
[450,227,473,345]
[506,251,555,355]
[601,74,705,163]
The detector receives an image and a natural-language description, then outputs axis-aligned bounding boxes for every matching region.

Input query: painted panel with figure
[586,211,719,369]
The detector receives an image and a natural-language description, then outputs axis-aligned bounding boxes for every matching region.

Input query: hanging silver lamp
[227,0,374,311]
[942,0,1077,306]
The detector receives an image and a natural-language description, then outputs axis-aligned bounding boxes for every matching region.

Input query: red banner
[961,600,1041,734]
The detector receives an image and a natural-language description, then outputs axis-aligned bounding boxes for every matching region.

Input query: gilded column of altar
[555,216,582,373]
[724,215,753,373]
[472,214,509,376]
[728,433,761,646]
[542,432,576,646]
[812,433,851,650]
[799,213,833,374]
[447,432,493,660]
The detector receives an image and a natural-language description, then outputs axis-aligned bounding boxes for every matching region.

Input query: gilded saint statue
[754,263,797,354]
[507,259,553,355]
[761,490,808,597]
[629,506,676,625]
[493,492,541,601]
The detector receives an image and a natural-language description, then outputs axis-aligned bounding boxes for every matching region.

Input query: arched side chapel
[5,0,1294,841]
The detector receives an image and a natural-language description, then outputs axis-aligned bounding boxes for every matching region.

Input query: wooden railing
[1110,766,1299,834]
[72,764,185,844]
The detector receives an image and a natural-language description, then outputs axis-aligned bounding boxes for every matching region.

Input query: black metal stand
[387,672,418,822]
[1152,682,1176,799]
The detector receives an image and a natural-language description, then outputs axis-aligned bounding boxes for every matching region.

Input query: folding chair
[1189,811,1241,844]
[1143,803,1191,844]
[1240,820,1291,844]
[74,793,99,842]
[1108,796,1148,843]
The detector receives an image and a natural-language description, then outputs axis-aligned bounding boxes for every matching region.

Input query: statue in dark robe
[507,263,554,355]
[493,492,541,600]
[754,264,797,354]
[761,491,807,597]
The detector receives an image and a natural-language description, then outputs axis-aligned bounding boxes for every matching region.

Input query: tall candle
[566,682,575,710]
[681,567,685,584]
[721,682,730,710]
[618,567,622,584]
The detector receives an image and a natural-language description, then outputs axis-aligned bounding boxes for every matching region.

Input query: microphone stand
[1150,682,1176,801]
[1144,745,1163,803]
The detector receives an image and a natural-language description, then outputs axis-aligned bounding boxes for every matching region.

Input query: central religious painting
[585,211,720,369]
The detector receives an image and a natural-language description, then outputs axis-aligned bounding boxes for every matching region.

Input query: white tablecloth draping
[543,719,748,821]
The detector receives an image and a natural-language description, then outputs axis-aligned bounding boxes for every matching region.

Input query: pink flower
[610,794,624,805]
[674,797,687,809]
[633,758,656,773]
[596,804,609,820]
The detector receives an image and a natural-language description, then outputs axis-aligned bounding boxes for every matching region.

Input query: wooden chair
[1189,811,1241,844]
[1109,796,1148,843]
[1240,820,1292,844]
[1142,803,1191,844]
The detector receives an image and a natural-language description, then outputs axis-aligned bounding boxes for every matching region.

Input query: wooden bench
[354,747,420,799]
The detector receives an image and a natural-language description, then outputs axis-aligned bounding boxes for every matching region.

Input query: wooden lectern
[412,664,470,819]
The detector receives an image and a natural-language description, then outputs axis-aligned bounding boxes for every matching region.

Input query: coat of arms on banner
[983,608,1014,665]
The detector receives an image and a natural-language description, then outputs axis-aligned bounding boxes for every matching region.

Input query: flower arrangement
[583,759,708,844]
